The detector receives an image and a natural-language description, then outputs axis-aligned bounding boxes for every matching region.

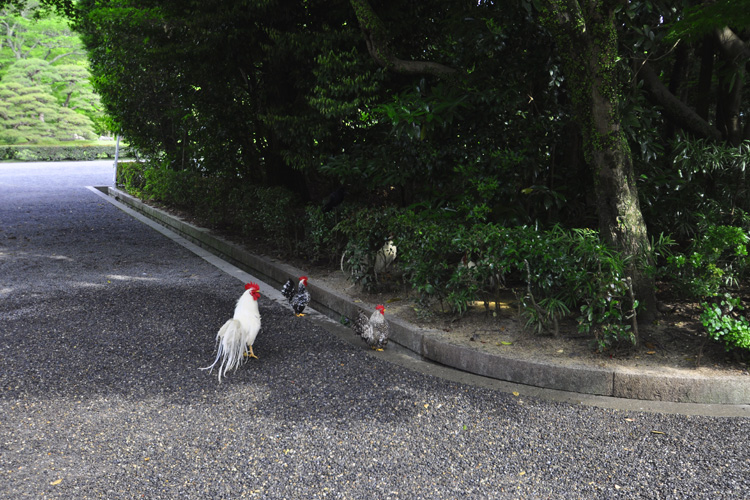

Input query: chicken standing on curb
[281,276,310,317]
[353,304,390,351]
[200,283,262,382]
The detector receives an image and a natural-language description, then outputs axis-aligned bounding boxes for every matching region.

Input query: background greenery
[5,0,750,354]
[0,0,106,144]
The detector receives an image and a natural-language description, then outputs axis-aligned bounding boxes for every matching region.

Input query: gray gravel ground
[2,162,750,499]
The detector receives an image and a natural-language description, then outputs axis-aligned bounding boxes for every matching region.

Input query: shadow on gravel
[0,280,433,426]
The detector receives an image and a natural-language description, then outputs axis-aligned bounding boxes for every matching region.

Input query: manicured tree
[0,1,102,140]
[0,58,95,143]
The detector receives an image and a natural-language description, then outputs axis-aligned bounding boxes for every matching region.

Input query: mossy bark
[544,0,657,323]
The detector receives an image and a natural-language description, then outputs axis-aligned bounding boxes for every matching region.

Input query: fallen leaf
[424,403,429,409]
[625,418,634,422]
[512,391,519,397]
[651,430,665,435]
[386,297,402,303]
[556,349,564,353]
[646,351,656,355]
[519,471,526,476]
[500,341,513,345]
[50,479,62,486]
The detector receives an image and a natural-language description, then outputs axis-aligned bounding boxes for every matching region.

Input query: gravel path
[1,161,749,499]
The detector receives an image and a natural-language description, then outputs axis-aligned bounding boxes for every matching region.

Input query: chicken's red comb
[245,282,260,290]
[299,276,308,282]
[376,304,385,314]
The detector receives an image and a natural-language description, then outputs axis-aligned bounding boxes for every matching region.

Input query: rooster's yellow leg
[244,345,259,359]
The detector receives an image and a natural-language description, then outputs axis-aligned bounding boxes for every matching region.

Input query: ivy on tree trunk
[543,0,657,324]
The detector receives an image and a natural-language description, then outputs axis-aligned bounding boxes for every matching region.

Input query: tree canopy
[0,1,103,143]
[66,0,750,216]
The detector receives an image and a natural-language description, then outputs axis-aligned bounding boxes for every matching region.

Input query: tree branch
[714,26,750,61]
[349,0,457,78]
[48,50,81,64]
[637,61,723,142]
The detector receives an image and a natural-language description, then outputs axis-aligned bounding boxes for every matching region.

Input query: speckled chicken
[281,276,310,317]
[353,305,390,351]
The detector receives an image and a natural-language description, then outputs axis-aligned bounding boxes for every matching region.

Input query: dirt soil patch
[308,263,750,378]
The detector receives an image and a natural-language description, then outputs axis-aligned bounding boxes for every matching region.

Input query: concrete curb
[100,186,750,405]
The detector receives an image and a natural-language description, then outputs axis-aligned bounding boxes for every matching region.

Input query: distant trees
[0,1,102,143]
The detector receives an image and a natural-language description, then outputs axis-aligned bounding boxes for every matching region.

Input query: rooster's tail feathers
[281,279,295,302]
[199,319,249,382]
[352,312,369,338]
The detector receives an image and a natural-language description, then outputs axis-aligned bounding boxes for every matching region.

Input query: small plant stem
[626,277,639,347]
[524,259,559,337]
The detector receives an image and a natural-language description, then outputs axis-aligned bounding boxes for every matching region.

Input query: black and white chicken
[281,276,311,317]
[353,304,390,351]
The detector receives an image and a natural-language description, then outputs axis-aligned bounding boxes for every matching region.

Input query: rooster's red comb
[245,282,260,291]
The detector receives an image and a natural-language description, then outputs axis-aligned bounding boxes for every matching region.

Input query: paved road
[2,162,749,499]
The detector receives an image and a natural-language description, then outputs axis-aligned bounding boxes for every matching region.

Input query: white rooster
[201,282,262,381]
[353,304,390,351]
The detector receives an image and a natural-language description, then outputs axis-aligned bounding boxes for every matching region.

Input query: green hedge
[120,162,724,353]
[1,144,135,162]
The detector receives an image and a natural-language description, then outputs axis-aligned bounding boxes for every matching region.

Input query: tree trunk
[544,0,658,324]
[664,42,690,139]
[695,36,714,122]
[714,27,746,146]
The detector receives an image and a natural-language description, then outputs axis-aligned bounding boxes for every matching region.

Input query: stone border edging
[100,186,750,405]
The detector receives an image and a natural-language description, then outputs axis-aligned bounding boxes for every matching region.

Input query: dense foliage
[21,0,750,353]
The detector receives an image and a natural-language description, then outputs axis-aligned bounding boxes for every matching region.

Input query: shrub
[1,144,134,161]
[119,164,648,351]
[116,161,147,196]
[304,205,353,264]
[335,206,400,291]
[664,224,750,354]
[667,225,749,298]
[392,209,638,349]
[236,185,303,254]
[701,294,750,352]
